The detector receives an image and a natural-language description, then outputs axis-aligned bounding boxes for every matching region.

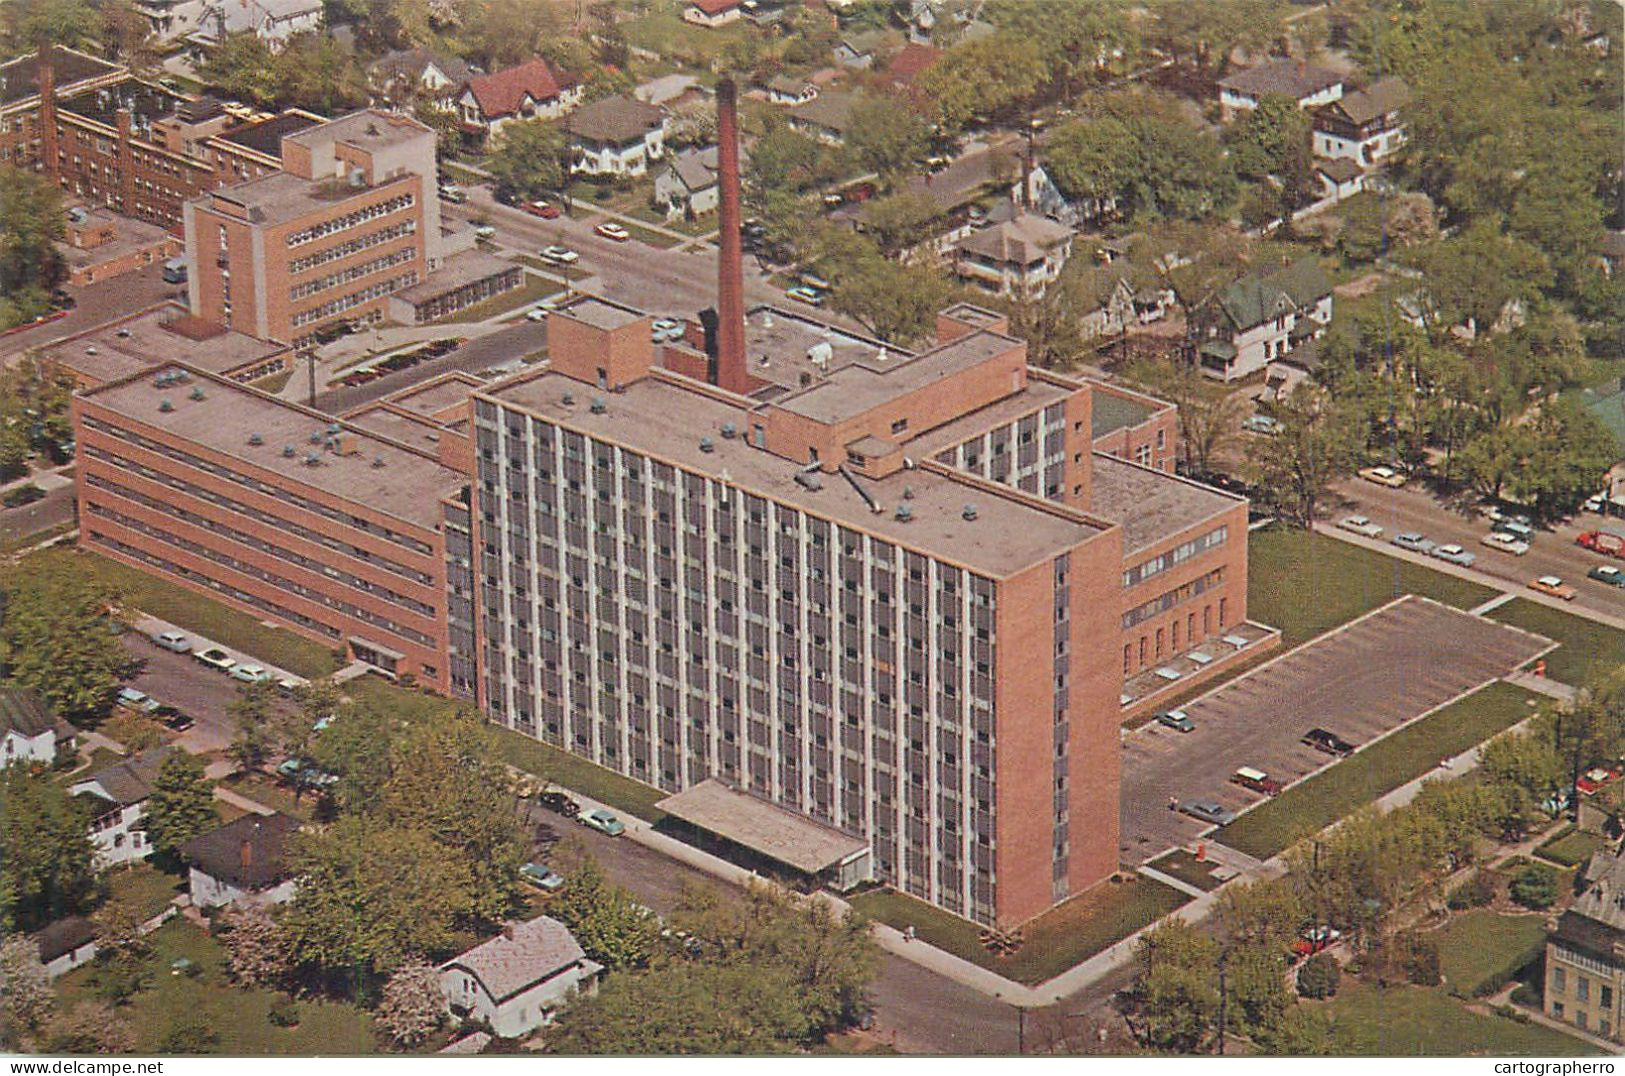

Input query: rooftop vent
[248,433,263,446]
[807,341,833,368]
[372,455,386,469]
[962,503,978,521]
[189,387,205,401]
[84,345,97,355]
[699,436,716,453]
[589,396,607,414]
[116,329,131,338]
[174,370,190,382]
[794,471,822,491]
[282,445,296,458]
[158,399,173,412]
[308,431,322,444]
[303,451,321,466]
[561,391,575,406]
[895,503,913,522]
[720,422,737,439]
[326,423,341,435]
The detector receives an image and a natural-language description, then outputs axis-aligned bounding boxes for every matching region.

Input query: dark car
[537,790,580,818]
[153,705,194,732]
[1302,727,1356,757]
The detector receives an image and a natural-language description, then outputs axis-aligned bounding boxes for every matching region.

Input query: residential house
[683,0,742,27]
[31,918,97,979]
[765,75,819,107]
[70,746,173,868]
[1314,157,1365,201]
[0,686,61,767]
[655,144,749,220]
[366,48,476,111]
[458,59,582,142]
[1547,849,1625,1042]
[1217,58,1344,119]
[566,95,667,177]
[1312,77,1409,165]
[1262,339,1321,402]
[954,211,1074,298]
[833,31,888,69]
[439,916,604,1037]
[885,41,941,100]
[1198,258,1333,382]
[786,90,859,146]
[186,0,324,53]
[179,811,302,910]
[1079,273,1173,340]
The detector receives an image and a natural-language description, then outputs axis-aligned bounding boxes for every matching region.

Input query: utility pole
[1216,955,1228,1056]
[306,351,316,407]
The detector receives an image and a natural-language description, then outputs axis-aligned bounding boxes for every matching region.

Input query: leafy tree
[1225,944,1293,1041]
[1134,919,1219,1053]
[915,33,1044,133]
[220,901,291,988]
[1404,221,1552,343]
[1510,864,1559,910]
[1245,384,1363,527]
[1458,425,1533,505]
[1295,952,1340,999]
[1121,357,1247,476]
[0,0,101,51]
[0,766,95,930]
[281,816,474,984]
[196,32,281,109]
[92,890,152,963]
[987,0,1141,99]
[816,229,950,348]
[45,999,134,1054]
[857,191,940,255]
[0,935,53,1050]
[1045,100,1235,223]
[546,857,659,972]
[226,683,276,774]
[1214,878,1302,954]
[998,282,1084,370]
[144,751,216,858]
[374,962,444,1049]
[486,121,567,203]
[845,95,929,180]
[1146,0,1284,75]
[2,561,136,722]
[157,1014,219,1054]
[277,33,370,115]
[1226,94,1311,183]
[0,167,66,332]
[307,703,399,815]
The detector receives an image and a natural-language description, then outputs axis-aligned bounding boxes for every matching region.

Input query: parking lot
[1118,595,1554,862]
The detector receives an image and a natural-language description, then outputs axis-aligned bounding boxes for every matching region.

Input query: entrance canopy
[656,779,869,876]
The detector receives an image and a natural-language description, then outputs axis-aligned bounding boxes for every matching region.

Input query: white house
[439,916,603,1038]
[833,32,887,69]
[1218,58,1344,119]
[765,75,818,107]
[1314,156,1366,201]
[70,747,173,868]
[458,59,582,142]
[1312,77,1410,166]
[954,212,1074,298]
[31,918,98,979]
[1079,275,1173,339]
[655,144,744,220]
[186,0,324,52]
[178,811,301,911]
[1,687,61,767]
[566,96,667,177]
[683,0,742,27]
[366,48,476,111]
[1198,258,1333,382]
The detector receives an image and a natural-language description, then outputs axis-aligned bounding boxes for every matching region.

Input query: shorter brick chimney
[240,838,252,870]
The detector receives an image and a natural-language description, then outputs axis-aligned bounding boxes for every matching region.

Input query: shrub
[1404,935,1442,987]
[267,997,300,1028]
[157,1015,219,1054]
[1296,952,1341,999]
[1511,982,1541,1007]
[1447,872,1498,910]
[1510,864,1560,910]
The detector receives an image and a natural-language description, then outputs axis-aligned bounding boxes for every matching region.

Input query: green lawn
[1321,981,1597,1056]
[13,549,338,679]
[1486,599,1625,687]
[1145,848,1227,892]
[626,202,716,237]
[1537,826,1606,868]
[1217,683,1544,860]
[1248,528,1497,647]
[849,874,1190,985]
[1434,911,1550,997]
[221,772,316,820]
[620,6,751,65]
[105,863,186,921]
[56,922,378,1055]
[343,677,671,823]
[435,274,559,324]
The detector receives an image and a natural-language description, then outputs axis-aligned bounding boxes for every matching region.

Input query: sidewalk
[0,463,73,495]
[130,612,309,689]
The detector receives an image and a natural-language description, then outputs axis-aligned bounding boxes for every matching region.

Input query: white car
[526,305,550,322]
[231,664,272,684]
[1480,531,1530,556]
[474,225,496,240]
[1429,543,1476,567]
[540,245,578,265]
[1336,515,1384,539]
[152,630,191,653]
[594,222,630,242]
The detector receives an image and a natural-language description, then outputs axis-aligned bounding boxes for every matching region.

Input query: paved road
[1119,596,1551,861]
[0,483,75,549]
[1332,477,1625,618]
[119,634,298,754]
[311,321,549,415]
[537,805,1020,1054]
[0,265,178,361]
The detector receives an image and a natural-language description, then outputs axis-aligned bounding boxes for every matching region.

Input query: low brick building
[59,205,182,286]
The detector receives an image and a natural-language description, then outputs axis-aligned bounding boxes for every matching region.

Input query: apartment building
[1547,850,1625,1043]
[73,362,465,690]
[183,109,447,347]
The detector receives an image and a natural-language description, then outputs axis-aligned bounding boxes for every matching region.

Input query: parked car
[1492,518,1535,542]
[474,225,496,240]
[539,244,578,265]
[1487,506,1532,527]
[1528,576,1578,601]
[1302,728,1355,756]
[526,305,552,322]
[1336,515,1384,539]
[438,183,467,203]
[1587,564,1625,588]
[786,285,824,306]
[230,664,272,685]
[799,272,831,291]
[1390,531,1434,554]
[1358,465,1406,488]
[195,646,236,672]
[276,758,338,789]
[1155,709,1195,733]
[1429,543,1476,567]
[153,705,193,732]
[1583,494,1605,514]
[1241,414,1281,436]
[525,199,561,219]
[275,677,301,697]
[1231,766,1283,796]
[537,790,580,818]
[1179,800,1236,826]
[594,222,630,242]
[151,630,191,653]
[520,863,566,891]
[579,808,625,836]
[117,687,161,715]
[1481,531,1530,556]
[1293,925,1343,957]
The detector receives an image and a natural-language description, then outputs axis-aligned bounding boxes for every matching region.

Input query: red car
[525,200,562,220]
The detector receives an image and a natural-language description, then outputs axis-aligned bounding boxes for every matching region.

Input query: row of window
[1123,525,1230,589]
[292,271,417,327]
[289,219,417,274]
[290,246,417,301]
[1122,567,1226,630]
[285,191,416,247]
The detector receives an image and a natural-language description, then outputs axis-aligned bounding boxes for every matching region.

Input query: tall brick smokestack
[38,45,59,184]
[714,77,748,394]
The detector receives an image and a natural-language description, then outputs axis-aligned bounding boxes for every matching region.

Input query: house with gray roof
[566,95,667,177]
[786,90,860,145]
[1546,849,1625,1043]
[0,687,64,767]
[439,916,603,1038]
[31,917,98,979]
[366,48,476,110]
[653,144,750,220]
[1313,77,1410,166]
[954,212,1074,298]
[1198,258,1332,382]
[1218,58,1344,118]
[180,811,302,910]
[70,746,174,868]
[765,74,818,107]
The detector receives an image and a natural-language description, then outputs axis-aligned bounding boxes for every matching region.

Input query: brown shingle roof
[77,746,173,807]
[1219,58,1342,101]
[887,42,942,86]
[0,687,53,738]
[441,916,590,1003]
[179,812,301,890]
[32,917,95,963]
[465,59,576,119]
[565,94,665,143]
[1321,77,1409,127]
[957,212,1072,264]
